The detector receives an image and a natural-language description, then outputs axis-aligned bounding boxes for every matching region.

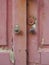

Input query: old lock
[29,19,37,34]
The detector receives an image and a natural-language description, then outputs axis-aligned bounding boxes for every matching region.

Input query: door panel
[38,0,49,64]
[27,0,40,64]
[39,0,49,46]
[0,0,7,45]
[41,52,49,64]
[0,0,12,47]
[28,0,49,65]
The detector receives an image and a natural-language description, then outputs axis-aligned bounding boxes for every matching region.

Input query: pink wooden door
[0,0,27,65]
[1,0,49,65]
[27,0,49,65]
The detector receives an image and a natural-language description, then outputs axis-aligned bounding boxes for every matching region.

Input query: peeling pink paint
[0,0,49,65]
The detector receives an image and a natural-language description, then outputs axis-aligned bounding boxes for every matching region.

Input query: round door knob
[29,19,37,34]
[14,25,20,34]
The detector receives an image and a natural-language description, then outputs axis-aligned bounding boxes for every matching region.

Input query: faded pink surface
[12,0,27,65]
[0,0,49,65]
[27,0,49,65]
[0,0,7,45]
[0,0,13,65]
[0,52,13,65]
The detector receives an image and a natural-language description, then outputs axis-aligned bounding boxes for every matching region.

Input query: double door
[0,0,49,65]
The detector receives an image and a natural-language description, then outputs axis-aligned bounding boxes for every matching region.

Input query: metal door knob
[28,16,37,34]
[29,20,37,34]
[14,25,20,34]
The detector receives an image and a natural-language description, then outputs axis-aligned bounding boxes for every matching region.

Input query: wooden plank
[12,0,27,65]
